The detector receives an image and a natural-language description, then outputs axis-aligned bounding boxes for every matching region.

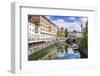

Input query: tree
[57,31,61,37]
[65,28,68,37]
[81,21,88,49]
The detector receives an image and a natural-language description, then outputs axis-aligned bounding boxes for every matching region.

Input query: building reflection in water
[28,42,81,60]
[40,45,80,60]
[57,45,65,58]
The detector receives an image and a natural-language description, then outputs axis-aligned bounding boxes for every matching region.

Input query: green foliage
[76,38,81,46]
[57,31,61,37]
[82,34,88,49]
[65,28,68,37]
[80,26,88,49]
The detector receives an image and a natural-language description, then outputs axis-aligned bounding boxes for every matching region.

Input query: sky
[46,16,88,32]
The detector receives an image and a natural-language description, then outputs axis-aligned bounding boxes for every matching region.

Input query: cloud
[52,19,66,28]
[80,17,88,28]
[46,16,84,32]
[52,19,82,32]
[57,19,65,23]
[67,22,82,32]
[68,17,76,21]
[80,17,88,23]
[45,16,51,20]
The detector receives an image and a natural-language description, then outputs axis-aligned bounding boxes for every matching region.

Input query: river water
[28,42,87,61]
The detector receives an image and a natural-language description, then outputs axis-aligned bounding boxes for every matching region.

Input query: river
[28,42,87,61]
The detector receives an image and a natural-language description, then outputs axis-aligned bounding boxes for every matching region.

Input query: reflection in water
[28,42,81,60]
[56,49,80,59]
[57,45,65,57]
[56,44,80,59]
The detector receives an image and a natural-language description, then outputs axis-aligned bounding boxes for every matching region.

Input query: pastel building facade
[28,15,57,43]
[68,31,82,39]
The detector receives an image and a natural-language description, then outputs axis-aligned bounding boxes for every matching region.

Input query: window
[30,28,31,31]
[35,25,39,33]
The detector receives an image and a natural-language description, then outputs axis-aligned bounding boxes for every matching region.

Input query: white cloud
[80,17,88,23]
[45,16,51,20]
[57,19,65,23]
[80,17,88,28]
[68,17,76,21]
[46,16,83,32]
[67,23,82,32]
[52,19,82,32]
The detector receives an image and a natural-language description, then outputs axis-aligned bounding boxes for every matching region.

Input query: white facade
[28,22,41,42]
[68,32,82,39]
